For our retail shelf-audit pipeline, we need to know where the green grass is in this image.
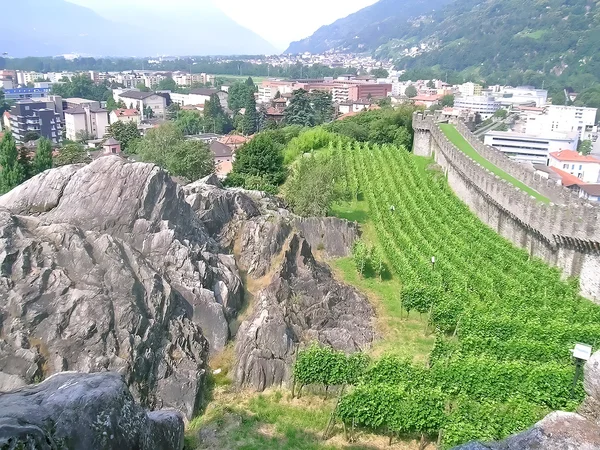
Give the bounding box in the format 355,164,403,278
330,200,435,362
439,124,549,203
186,391,376,450
214,74,268,84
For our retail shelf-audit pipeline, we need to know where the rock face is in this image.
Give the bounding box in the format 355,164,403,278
0,372,184,450
0,157,243,418
453,350,600,449
183,176,372,391
234,235,375,391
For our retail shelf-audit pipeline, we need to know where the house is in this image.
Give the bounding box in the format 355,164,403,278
218,134,249,151
548,150,600,183
64,98,100,110
64,106,109,140
170,89,228,109
578,184,600,202
114,90,166,119
110,108,140,125
265,107,285,124
89,137,123,160
209,140,234,178
412,94,442,109
338,100,371,115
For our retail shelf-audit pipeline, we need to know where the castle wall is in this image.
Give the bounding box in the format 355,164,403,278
413,112,600,302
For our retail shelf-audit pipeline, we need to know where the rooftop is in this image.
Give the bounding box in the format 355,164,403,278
210,140,233,158
486,130,578,141
549,150,600,163
578,183,600,197
119,90,156,100
549,167,584,187
65,97,97,104
190,88,220,96
112,108,139,117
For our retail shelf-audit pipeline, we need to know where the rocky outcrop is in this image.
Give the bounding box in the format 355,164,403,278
0,157,244,418
453,350,600,450
234,235,374,391
183,176,372,391
0,372,184,450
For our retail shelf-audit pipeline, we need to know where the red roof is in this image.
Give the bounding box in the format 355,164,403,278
113,108,139,117
550,167,586,187
549,150,600,163
412,94,442,102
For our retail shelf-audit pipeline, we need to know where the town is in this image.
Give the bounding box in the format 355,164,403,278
1,64,598,200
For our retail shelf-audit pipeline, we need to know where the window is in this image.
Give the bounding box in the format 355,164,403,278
572,164,575,170
563,164,569,169
579,165,583,170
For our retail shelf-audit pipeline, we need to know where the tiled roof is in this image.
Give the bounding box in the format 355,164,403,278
210,141,233,158
119,90,155,100
578,183,600,196
113,108,139,117
549,150,600,163
550,167,585,187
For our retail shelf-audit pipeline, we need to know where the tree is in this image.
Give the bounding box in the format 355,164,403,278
441,94,455,107
51,74,110,102
245,76,255,90
204,93,232,134
352,240,369,277
405,85,418,98
228,82,251,112
427,80,436,89
0,132,24,193
54,142,90,166
175,110,204,135
75,130,94,143
22,131,40,143
136,123,214,182
371,68,389,78
106,96,118,112
157,78,178,92
282,153,341,216
493,109,508,119
166,102,181,120
579,140,593,156
117,99,127,109
136,82,150,92
229,132,286,186
143,105,155,119
0,89,12,116
106,121,140,151
241,91,258,135
285,89,316,127
311,90,335,124
32,138,53,175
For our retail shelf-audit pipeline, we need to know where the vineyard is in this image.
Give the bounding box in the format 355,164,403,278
300,140,600,447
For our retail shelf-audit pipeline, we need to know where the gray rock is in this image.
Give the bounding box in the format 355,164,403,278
0,372,183,450
234,234,374,391
294,217,359,258
0,157,244,418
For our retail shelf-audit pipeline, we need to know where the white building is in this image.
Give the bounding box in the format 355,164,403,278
542,105,598,141
455,95,501,119
109,108,141,125
548,150,600,183
497,86,548,107
484,130,579,165
114,90,166,119
457,82,483,97
143,74,166,89
170,89,227,108
16,71,44,85
64,106,109,140
338,101,371,115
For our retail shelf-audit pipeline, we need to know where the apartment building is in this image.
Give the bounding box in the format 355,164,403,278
9,101,62,145
4,88,51,101
548,150,600,183
115,90,167,119
64,106,109,140
458,82,483,97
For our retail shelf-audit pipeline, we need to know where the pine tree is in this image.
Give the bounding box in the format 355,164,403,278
0,132,25,194
284,89,316,127
33,138,53,176
242,91,258,135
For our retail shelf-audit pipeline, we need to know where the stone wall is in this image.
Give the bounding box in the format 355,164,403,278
413,112,600,301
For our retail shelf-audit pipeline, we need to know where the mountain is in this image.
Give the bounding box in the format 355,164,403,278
286,0,600,90
0,0,278,57
285,0,453,54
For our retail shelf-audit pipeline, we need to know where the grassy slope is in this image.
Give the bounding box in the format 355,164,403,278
439,124,549,203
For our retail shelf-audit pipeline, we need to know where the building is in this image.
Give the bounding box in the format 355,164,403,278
8,101,62,145
64,98,100,110
114,91,167,119
258,80,297,103
497,86,548,107
218,134,249,151
338,100,371,115
209,140,234,178
1,77,13,90
170,89,227,109
458,82,483,97
348,83,391,101
484,130,579,164
4,88,51,101
548,150,600,183
110,108,141,125
412,94,442,109
578,184,600,202
16,71,44,86
455,95,501,119
64,106,109,140
539,105,597,141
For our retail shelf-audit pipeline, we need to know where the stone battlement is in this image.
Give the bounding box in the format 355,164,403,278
412,111,600,300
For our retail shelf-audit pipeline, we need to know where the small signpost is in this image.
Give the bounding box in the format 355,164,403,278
431,256,436,270
571,343,593,397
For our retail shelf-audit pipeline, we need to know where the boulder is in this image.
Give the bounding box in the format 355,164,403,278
0,372,183,450
234,234,374,391
0,157,244,418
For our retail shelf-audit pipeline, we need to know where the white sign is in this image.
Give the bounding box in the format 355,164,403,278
572,343,593,361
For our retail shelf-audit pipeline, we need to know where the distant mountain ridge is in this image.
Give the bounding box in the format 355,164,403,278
285,0,453,54
1,0,278,57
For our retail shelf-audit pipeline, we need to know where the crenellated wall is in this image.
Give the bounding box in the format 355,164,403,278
412,112,600,301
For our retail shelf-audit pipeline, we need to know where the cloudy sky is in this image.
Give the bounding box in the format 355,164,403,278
66,0,378,49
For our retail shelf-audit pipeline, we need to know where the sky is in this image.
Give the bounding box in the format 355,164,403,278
66,0,378,49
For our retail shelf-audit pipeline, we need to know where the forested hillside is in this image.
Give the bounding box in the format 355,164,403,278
289,0,600,92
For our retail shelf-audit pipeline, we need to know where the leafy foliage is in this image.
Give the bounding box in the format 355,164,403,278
54,142,90,166
0,132,24,194
106,121,140,151
51,74,111,101
32,138,53,176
